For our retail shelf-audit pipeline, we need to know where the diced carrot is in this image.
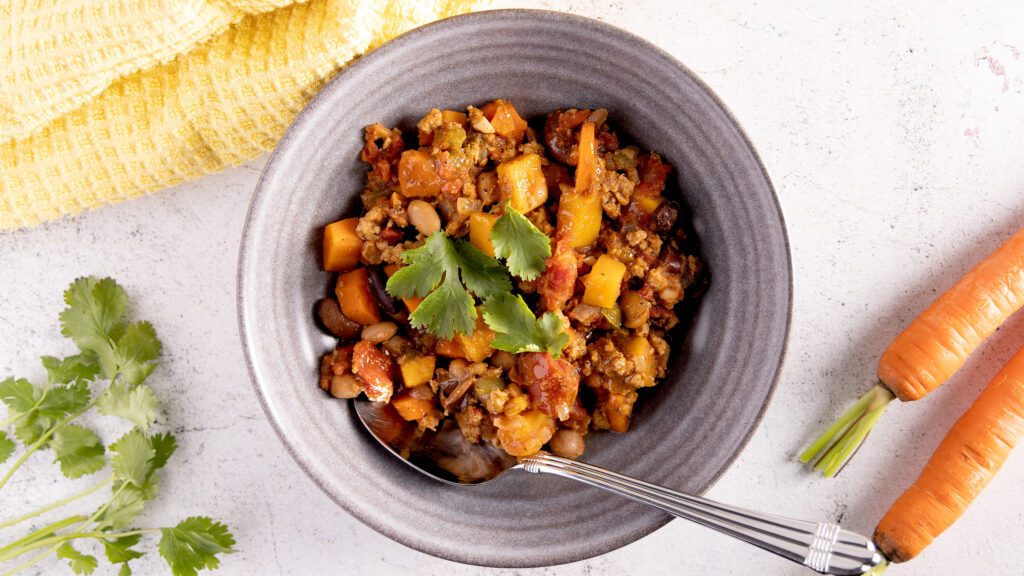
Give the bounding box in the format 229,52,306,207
497,154,548,214
335,268,381,325
398,149,442,197
469,212,500,258
556,122,602,247
582,254,627,309
383,263,400,277
323,217,362,271
480,99,527,143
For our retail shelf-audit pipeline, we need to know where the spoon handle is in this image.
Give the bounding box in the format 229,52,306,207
520,453,882,575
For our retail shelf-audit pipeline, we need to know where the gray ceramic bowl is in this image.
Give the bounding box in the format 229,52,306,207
238,9,791,568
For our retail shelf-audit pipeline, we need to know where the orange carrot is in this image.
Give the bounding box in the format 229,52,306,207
874,344,1024,562
800,226,1024,476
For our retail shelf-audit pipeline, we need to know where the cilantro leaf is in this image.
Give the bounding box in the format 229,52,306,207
0,377,38,413
113,321,161,386
386,232,450,299
410,276,477,340
37,381,91,419
103,534,145,564
481,293,570,357
42,353,100,385
99,382,158,430
490,206,551,280
159,517,235,576
57,542,98,575
13,410,51,446
454,240,512,299
97,483,149,530
0,430,14,463
51,424,106,479
110,429,156,487
148,432,178,476
120,564,133,576
59,277,126,358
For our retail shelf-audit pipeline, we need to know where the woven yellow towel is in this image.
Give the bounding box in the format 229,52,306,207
0,0,483,230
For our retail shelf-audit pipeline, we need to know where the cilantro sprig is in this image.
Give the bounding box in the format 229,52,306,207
0,278,234,576
385,208,568,356
386,232,512,340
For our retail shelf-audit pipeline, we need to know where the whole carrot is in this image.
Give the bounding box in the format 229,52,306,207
874,343,1024,562
800,225,1024,476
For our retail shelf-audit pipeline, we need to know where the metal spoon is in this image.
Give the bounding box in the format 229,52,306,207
354,399,883,575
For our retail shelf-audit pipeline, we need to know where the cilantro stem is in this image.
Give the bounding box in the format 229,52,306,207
0,396,100,493
0,477,112,532
0,527,158,573
0,516,87,560
0,481,127,573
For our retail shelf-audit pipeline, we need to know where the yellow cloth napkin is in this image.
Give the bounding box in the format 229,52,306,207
0,0,483,230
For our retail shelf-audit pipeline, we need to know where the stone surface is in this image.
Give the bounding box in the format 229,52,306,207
2,1,1023,574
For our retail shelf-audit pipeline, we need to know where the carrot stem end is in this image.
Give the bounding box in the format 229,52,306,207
798,383,895,477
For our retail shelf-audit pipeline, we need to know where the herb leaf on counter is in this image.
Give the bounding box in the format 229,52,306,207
0,277,233,576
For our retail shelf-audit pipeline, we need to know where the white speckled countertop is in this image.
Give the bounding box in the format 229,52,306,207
2,1,1023,574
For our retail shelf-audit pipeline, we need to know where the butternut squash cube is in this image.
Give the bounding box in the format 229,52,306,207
582,255,627,309
455,315,496,363
480,99,527,143
335,268,382,325
441,110,467,126
493,409,556,456
557,190,603,248
468,212,500,258
323,217,362,271
497,153,548,214
398,149,442,197
391,386,435,421
398,352,436,388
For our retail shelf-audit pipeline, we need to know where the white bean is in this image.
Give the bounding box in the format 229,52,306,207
361,321,397,343
407,200,441,236
330,374,361,399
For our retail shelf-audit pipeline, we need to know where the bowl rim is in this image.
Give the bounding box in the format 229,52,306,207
237,7,792,567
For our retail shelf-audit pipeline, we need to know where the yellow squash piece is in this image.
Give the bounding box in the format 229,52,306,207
468,212,500,257
582,254,626,309
497,153,548,214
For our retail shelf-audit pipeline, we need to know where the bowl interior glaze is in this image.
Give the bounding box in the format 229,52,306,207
238,9,791,568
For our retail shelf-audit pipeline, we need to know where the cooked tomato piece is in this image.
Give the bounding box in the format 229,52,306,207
537,238,578,312
516,352,579,421
352,341,395,403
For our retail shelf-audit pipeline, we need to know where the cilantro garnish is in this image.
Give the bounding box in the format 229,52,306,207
0,277,233,576
490,206,551,281
386,231,512,339
481,293,570,357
